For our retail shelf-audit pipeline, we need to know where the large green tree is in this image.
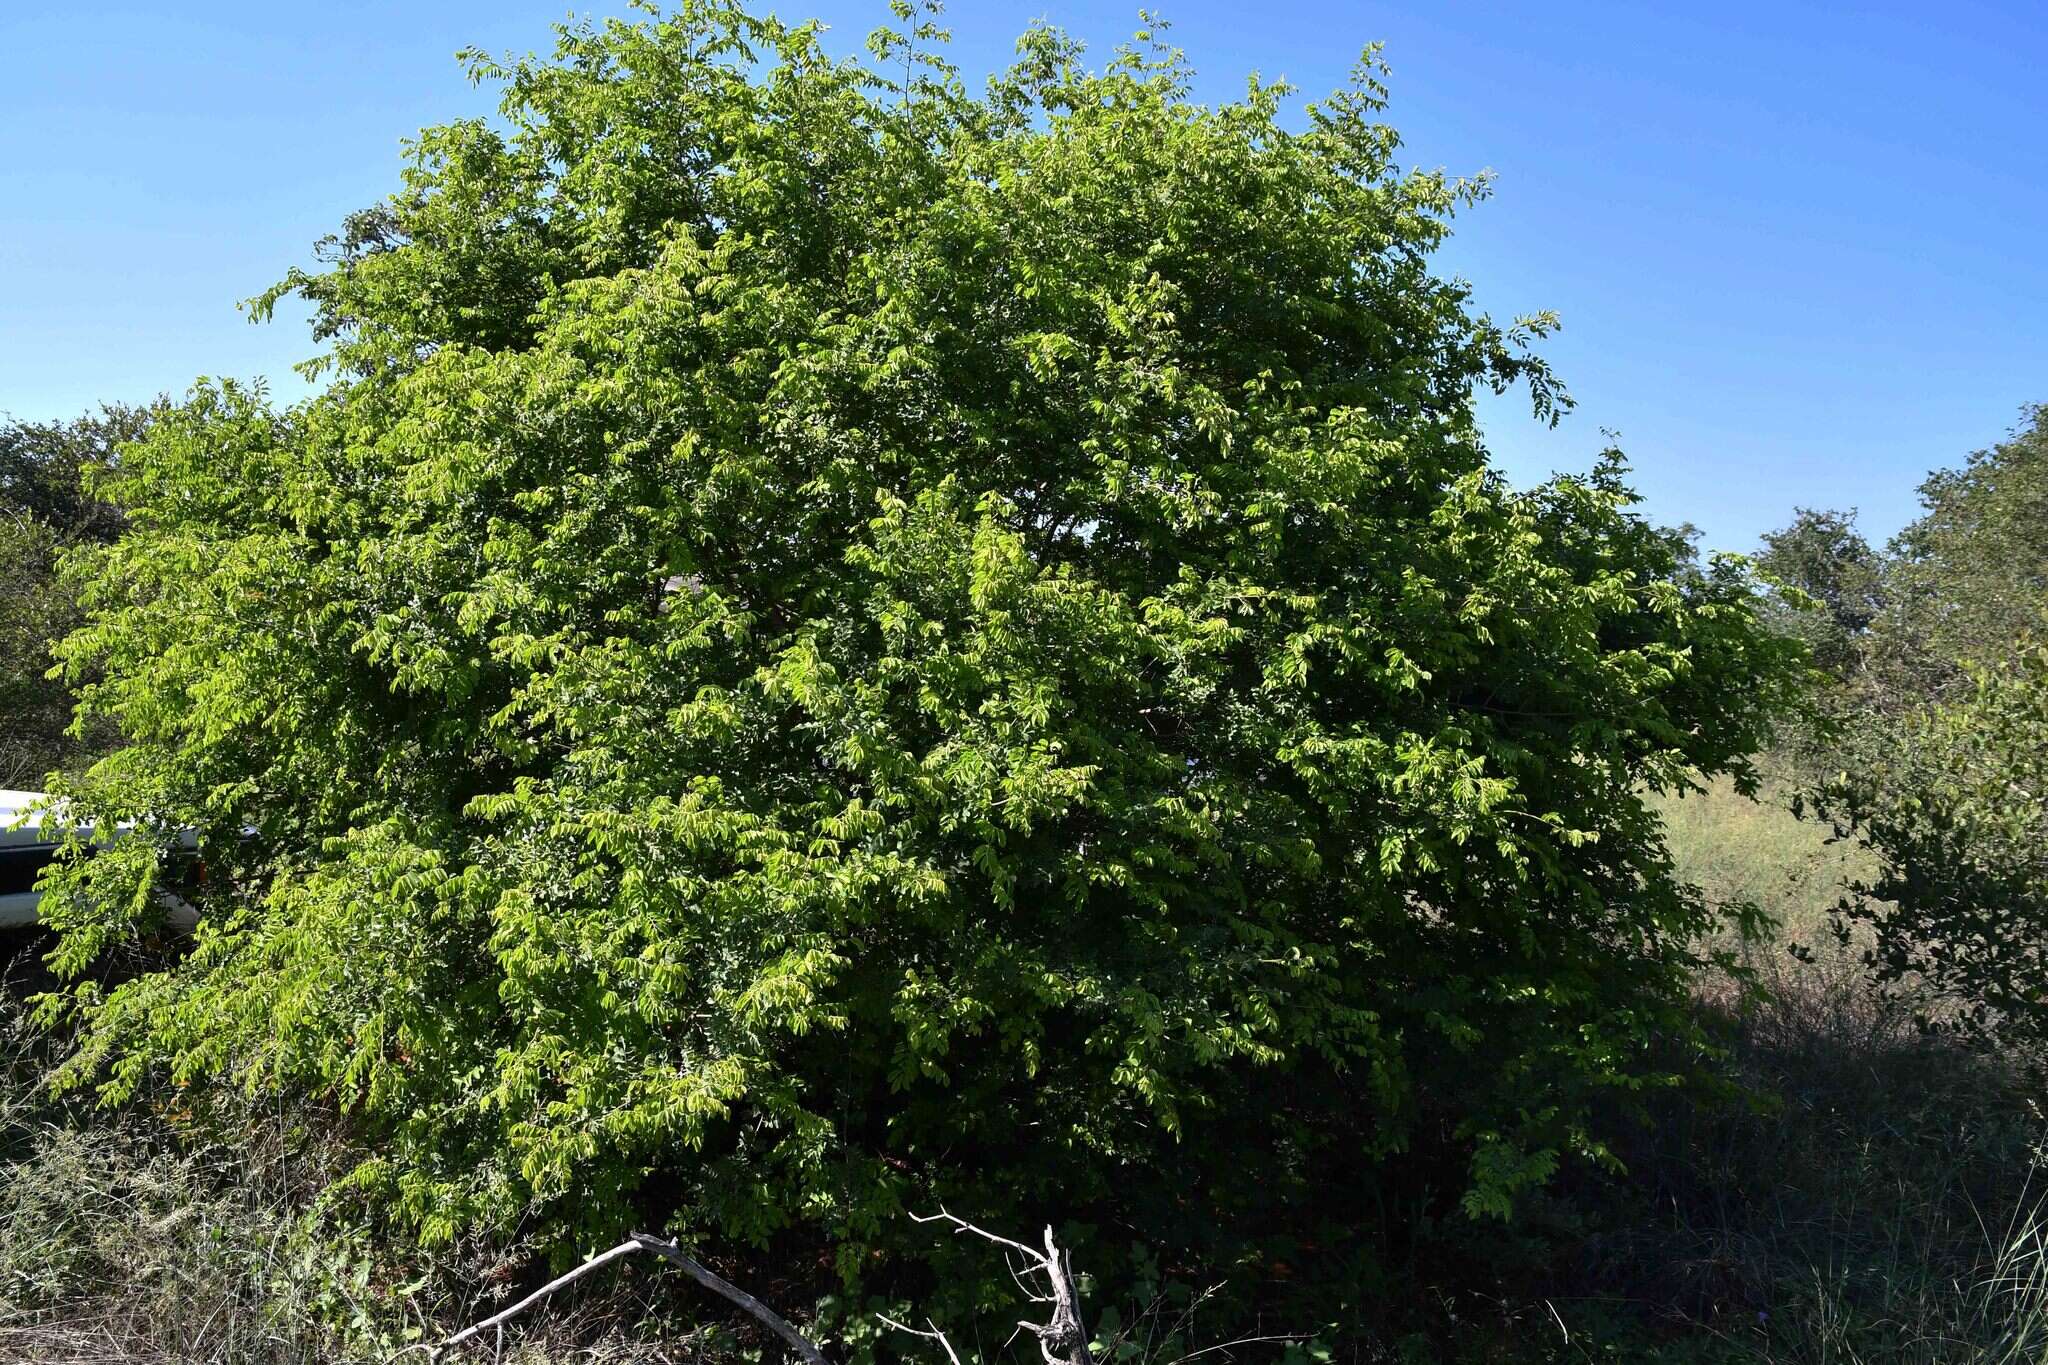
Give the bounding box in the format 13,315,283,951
1868,404,2048,702
1797,406,2048,1048
1755,507,1884,685
37,1,1801,1308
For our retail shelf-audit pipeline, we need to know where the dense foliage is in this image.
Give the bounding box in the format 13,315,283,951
1814,645,2048,1046
1870,403,2048,701
1779,406,2048,1047
36,1,1802,1312
0,406,147,787
1754,507,1885,686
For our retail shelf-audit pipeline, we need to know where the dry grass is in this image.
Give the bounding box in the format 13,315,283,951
1649,773,1876,950
0,942,717,1365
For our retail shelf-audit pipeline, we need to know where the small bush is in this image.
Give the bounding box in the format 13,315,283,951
1811,644,2048,1050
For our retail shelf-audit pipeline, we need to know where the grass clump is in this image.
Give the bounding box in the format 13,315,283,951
0,944,705,1364
0,963,325,1362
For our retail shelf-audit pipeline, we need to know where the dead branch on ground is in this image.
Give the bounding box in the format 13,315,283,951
436,1231,829,1365
436,1210,1111,1365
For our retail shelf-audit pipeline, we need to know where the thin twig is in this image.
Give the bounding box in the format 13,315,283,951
441,1238,645,1353
435,1232,831,1365
911,1207,1047,1265
1168,1333,1304,1364
877,1313,966,1365
630,1232,832,1365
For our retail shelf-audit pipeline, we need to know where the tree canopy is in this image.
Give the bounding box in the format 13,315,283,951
1755,507,1884,685
36,1,1802,1311
1784,405,2048,1048
1870,403,2048,702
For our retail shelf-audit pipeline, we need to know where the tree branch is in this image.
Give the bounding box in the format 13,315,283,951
630,1232,832,1365
441,1237,644,1353
436,1232,831,1365
876,1313,966,1365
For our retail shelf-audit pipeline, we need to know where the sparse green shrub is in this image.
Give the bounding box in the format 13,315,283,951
1810,642,2048,1048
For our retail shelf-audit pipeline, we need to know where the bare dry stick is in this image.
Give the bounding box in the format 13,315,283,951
436,1232,830,1365
630,1232,832,1365
875,1313,967,1365
1022,1224,1093,1365
440,1237,645,1354
906,1210,1092,1365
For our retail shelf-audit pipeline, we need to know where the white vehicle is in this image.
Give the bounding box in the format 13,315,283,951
0,789,60,927
1,788,198,928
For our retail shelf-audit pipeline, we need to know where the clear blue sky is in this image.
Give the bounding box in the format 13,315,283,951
3,2,2043,551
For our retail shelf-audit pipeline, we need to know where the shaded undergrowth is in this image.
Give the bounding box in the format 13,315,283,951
1527,944,2048,1362
4,812,2045,1365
